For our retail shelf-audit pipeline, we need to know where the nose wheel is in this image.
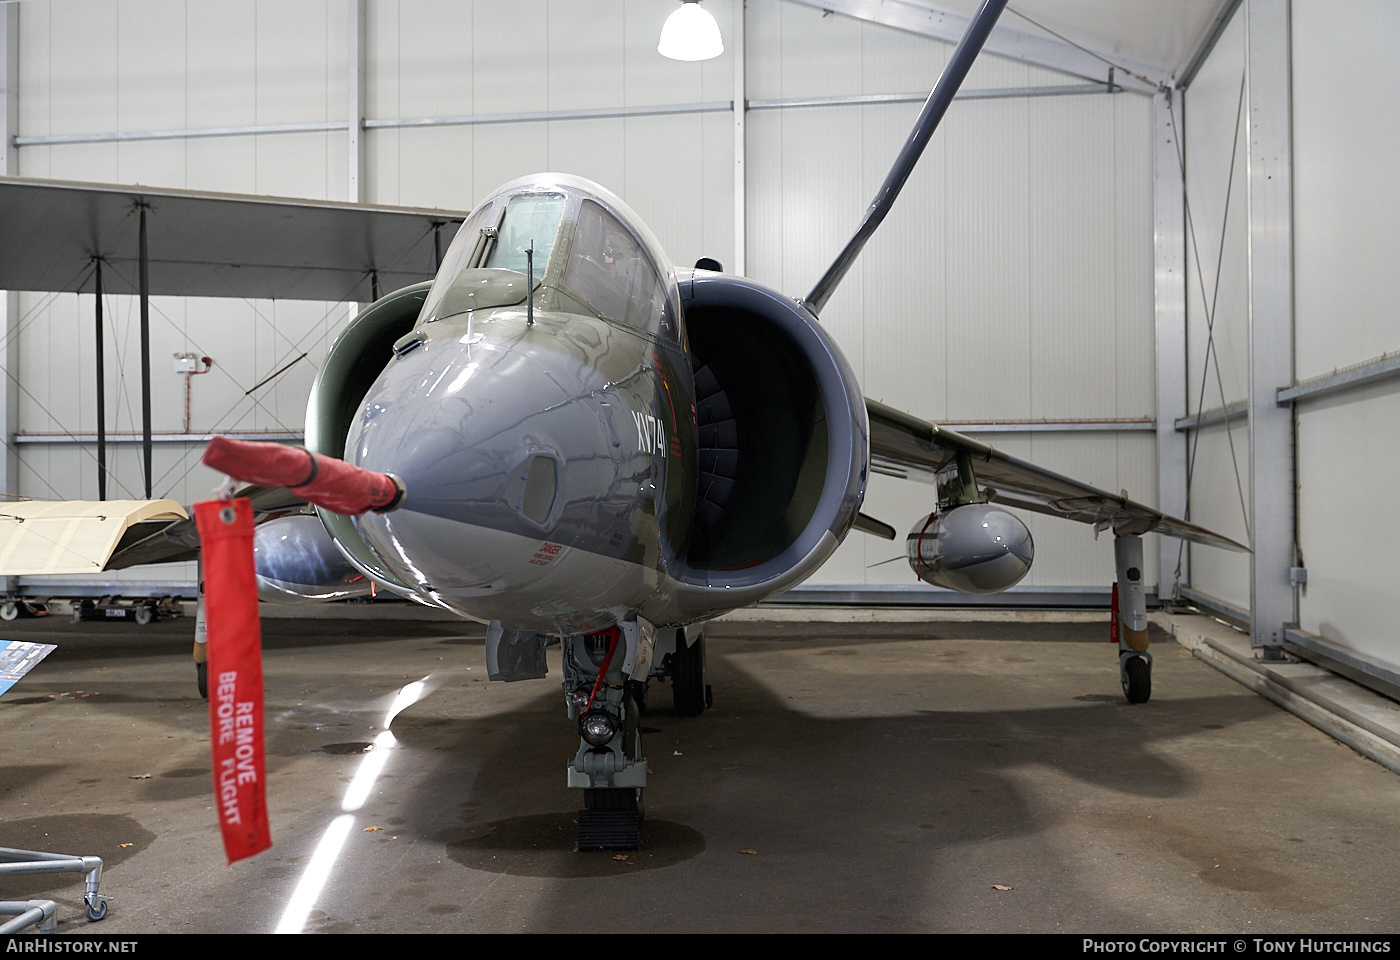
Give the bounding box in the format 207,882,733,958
576,688,645,851
578,786,642,852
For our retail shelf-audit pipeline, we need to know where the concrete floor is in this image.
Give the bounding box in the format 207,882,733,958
2,606,1399,934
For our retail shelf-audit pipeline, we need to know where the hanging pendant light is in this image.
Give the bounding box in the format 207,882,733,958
658,1,724,61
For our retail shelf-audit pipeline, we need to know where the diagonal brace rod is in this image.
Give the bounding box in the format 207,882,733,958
803,0,1009,315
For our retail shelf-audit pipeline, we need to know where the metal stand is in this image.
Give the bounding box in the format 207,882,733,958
0,597,49,621
0,900,57,934
0,847,109,927
0,646,107,930
75,595,181,625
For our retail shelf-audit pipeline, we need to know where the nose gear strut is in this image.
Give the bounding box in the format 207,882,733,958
562,624,649,850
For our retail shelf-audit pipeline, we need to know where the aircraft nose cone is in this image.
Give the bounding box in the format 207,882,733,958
348,335,574,521
342,331,605,597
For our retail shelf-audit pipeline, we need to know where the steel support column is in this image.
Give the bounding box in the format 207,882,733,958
347,0,366,325
732,0,746,277
0,4,14,177
94,261,106,501
138,207,152,499
0,1,17,603
348,0,365,204
1153,88,1189,601
1245,0,1295,657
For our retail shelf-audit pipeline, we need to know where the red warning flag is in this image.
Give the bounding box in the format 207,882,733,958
195,498,273,864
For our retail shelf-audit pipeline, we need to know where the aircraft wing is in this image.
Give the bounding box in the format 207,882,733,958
0,486,310,575
866,399,1248,553
0,176,465,302
102,485,308,570
0,499,190,576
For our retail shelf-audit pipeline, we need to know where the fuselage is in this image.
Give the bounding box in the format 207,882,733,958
347,176,700,632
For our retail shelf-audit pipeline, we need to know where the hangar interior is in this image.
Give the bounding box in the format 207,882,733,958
0,0,1399,935
1,0,1396,676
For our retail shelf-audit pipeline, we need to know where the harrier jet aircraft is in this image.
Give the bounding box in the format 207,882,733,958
197,0,1245,850
2,0,1244,850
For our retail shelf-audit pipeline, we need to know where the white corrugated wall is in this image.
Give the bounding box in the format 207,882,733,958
7,0,1158,594
1290,0,1400,671
1180,0,1400,675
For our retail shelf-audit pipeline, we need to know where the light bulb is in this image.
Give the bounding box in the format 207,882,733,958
658,2,724,62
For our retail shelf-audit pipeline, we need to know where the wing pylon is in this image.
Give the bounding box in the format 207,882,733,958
867,399,1247,552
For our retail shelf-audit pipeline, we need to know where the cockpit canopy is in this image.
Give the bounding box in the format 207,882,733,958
418,174,681,340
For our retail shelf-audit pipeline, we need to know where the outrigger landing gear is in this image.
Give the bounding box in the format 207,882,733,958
1120,649,1152,703
1113,533,1152,704
563,623,653,851
193,567,208,700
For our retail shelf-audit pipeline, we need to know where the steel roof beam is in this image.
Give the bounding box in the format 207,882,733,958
1176,0,1245,90
783,0,1169,93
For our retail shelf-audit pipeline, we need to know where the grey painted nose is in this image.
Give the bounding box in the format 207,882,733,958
348,337,570,519
342,333,604,592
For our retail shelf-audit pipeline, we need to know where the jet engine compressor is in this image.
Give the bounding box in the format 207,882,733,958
905,503,1034,594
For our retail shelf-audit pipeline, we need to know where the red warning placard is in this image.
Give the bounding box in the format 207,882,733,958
194,498,272,864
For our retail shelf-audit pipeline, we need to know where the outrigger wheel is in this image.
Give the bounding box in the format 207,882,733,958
1120,652,1152,704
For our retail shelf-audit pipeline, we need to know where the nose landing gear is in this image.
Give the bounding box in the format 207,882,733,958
563,625,650,851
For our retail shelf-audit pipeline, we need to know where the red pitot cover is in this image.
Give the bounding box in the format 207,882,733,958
202,435,400,516
195,497,272,864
